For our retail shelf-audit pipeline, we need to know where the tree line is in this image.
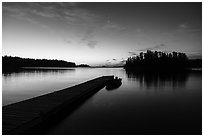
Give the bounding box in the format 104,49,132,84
2,56,76,72
125,50,201,70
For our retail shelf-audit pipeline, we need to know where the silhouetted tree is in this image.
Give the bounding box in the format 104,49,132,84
2,56,76,72
125,50,190,70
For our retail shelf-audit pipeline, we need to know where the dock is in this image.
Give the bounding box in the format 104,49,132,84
2,76,114,135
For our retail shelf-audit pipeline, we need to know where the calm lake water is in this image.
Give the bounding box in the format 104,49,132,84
2,68,202,134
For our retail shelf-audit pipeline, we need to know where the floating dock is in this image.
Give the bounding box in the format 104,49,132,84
2,76,114,135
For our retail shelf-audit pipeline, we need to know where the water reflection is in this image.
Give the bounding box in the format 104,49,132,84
2,68,76,106
3,68,75,78
126,70,190,88
2,68,201,134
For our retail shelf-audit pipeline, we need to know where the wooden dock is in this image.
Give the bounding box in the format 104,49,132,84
2,76,114,135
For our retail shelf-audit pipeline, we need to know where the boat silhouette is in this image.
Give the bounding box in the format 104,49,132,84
106,77,122,90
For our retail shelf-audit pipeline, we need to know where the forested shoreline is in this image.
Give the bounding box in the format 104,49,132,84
2,50,202,73
2,56,76,72
125,50,201,70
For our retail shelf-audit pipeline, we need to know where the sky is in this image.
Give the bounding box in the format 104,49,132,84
2,2,202,66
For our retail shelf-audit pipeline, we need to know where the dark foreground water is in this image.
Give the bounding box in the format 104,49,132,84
2,68,202,135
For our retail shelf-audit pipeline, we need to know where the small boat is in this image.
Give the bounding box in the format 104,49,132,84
106,77,122,90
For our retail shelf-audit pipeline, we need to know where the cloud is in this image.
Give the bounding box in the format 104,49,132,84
185,51,202,59
87,40,97,48
65,40,72,44
103,23,124,31
79,20,125,48
3,2,102,49
57,2,78,7
81,29,95,41
179,24,188,29
128,51,137,56
120,60,126,64
177,23,201,33
102,20,126,32
3,2,99,27
80,29,99,48
138,43,165,52
3,2,126,49
105,58,126,66
158,43,165,47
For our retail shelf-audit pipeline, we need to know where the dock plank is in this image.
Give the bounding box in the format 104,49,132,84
3,76,114,135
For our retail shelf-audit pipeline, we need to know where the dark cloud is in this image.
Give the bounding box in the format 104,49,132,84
159,43,165,47
87,40,97,48
178,24,188,29
128,51,137,56
120,59,126,63
103,21,125,32
138,43,165,52
3,2,98,26
162,50,173,53
81,30,93,41
3,2,102,49
65,40,72,44
177,23,201,33
186,51,202,59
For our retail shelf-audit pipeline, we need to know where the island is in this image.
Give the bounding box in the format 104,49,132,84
125,50,201,71
2,56,76,72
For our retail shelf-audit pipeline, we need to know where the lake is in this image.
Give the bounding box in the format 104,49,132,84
2,68,202,134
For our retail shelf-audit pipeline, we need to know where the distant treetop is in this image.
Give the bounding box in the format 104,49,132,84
125,50,190,70
2,56,76,72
